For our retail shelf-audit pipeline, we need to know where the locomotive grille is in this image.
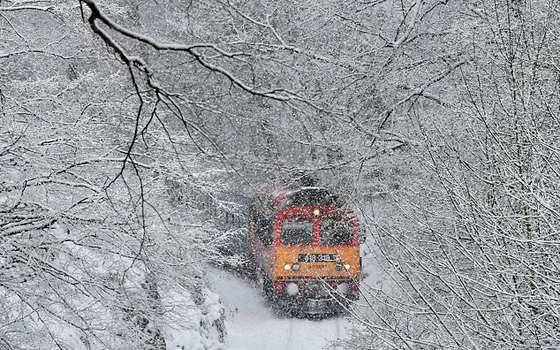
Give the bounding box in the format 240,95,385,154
278,275,353,281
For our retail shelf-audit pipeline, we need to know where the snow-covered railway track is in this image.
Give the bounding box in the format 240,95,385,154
207,267,349,350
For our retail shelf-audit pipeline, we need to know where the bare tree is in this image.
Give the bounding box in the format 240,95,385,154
336,1,560,349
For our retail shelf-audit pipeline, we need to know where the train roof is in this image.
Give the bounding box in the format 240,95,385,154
252,185,346,212
281,187,341,207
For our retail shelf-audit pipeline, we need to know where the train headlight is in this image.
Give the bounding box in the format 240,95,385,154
285,263,300,271
336,282,350,295
285,282,299,296
344,263,351,270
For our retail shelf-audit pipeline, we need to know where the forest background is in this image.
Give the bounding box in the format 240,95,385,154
1,0,559,349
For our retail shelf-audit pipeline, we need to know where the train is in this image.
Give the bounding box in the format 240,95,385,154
247,186,362,315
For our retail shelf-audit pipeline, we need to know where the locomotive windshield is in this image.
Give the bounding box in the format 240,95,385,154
319,220,354,245
280,221,313,245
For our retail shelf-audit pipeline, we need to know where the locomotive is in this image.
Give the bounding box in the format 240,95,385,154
248,186,362,315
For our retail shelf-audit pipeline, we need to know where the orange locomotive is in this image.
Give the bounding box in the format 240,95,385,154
248,186,362,314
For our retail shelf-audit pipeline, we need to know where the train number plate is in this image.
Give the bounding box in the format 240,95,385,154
298,253,337,263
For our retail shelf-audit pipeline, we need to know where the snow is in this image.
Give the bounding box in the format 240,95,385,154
163,287,227,350
206,268,351,350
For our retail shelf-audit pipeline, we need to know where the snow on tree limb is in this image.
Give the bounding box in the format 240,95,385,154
79,0,300,102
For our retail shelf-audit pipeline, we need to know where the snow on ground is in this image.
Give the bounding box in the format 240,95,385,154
206,268,351,350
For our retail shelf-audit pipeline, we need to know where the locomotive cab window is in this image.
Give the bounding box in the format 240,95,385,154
280,221,313,245
319,220,353,245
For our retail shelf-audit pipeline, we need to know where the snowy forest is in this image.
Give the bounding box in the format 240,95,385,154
1,0,559,349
